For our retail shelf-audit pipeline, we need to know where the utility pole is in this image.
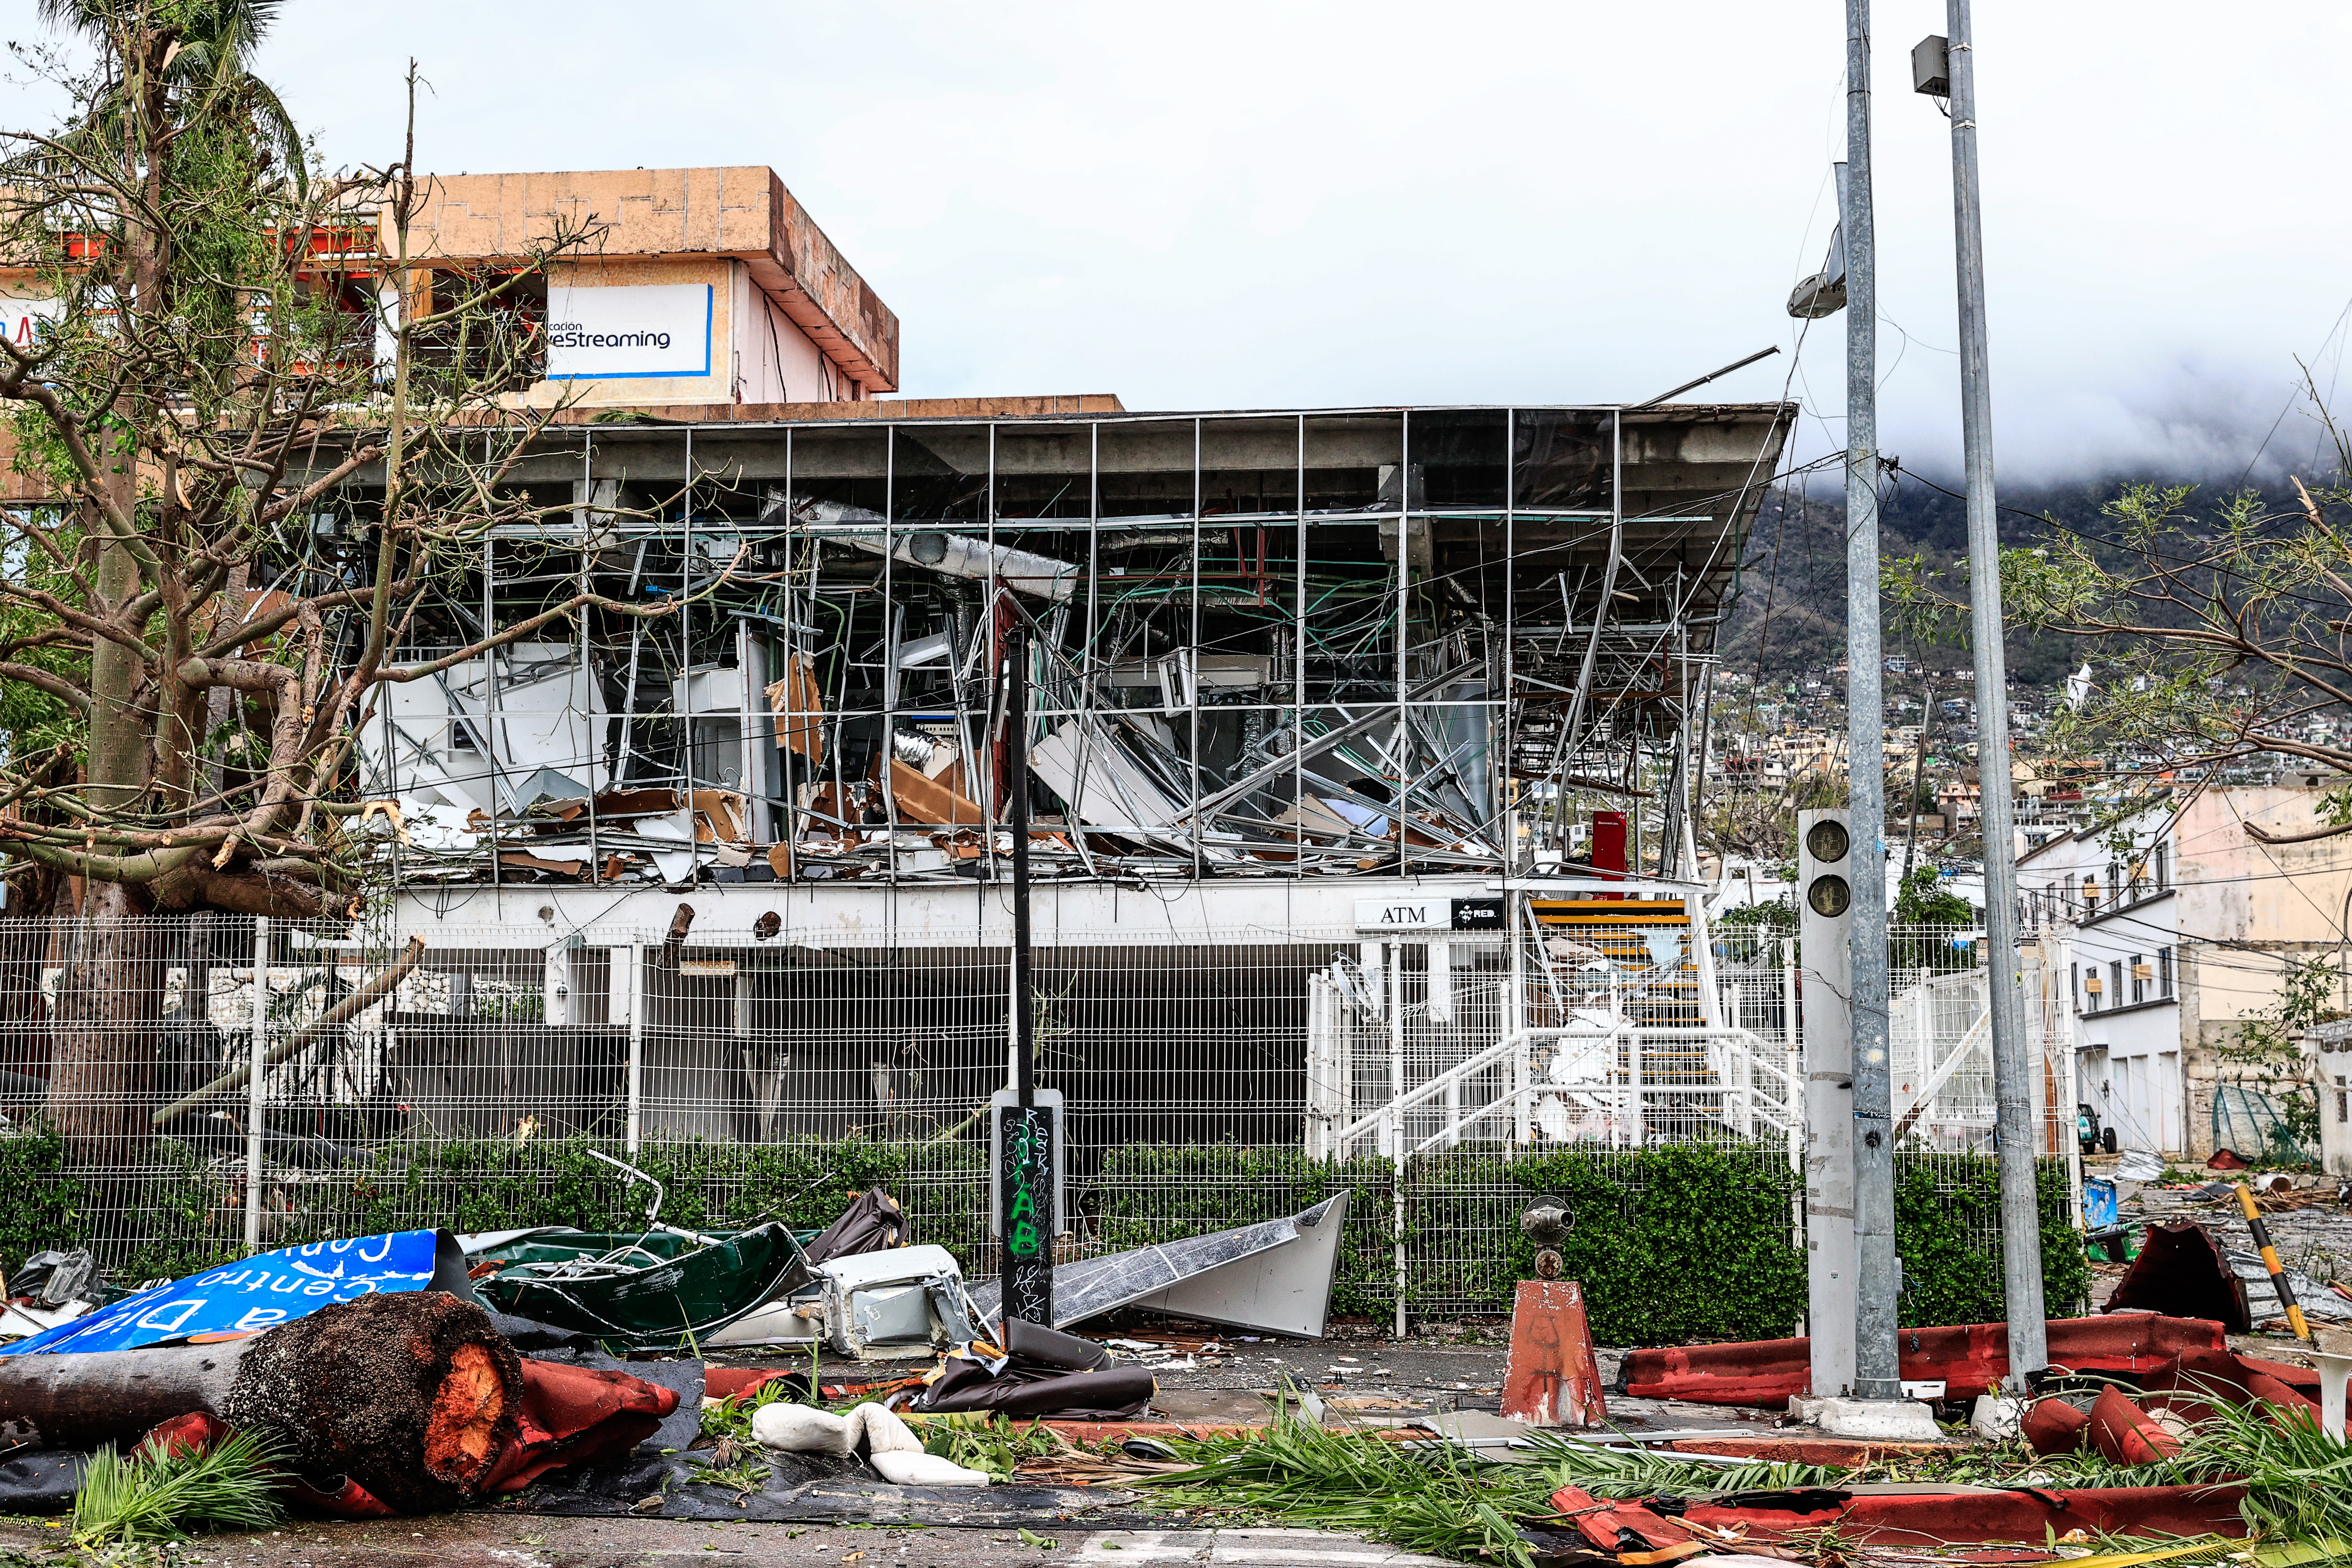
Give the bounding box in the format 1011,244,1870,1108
997,624,1055,1328
1842,0,1901,1406
1931,1,2047,1384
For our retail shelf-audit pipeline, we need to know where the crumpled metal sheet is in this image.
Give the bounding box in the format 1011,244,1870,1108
965,1192,1350,1337
2103,1221,2250,1332
2088,1384,2182,1465
2226,1246,2352,1323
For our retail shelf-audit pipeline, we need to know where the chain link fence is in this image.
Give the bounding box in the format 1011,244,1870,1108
0,908,2076,1319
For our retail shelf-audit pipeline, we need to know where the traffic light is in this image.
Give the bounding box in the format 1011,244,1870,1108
1797,808,1855,1396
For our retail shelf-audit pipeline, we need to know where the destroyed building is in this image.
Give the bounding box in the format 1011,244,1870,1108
305,403,1801,1191
0,161,1854,1294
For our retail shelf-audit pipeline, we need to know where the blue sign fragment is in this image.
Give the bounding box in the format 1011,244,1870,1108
0,1230,474,1356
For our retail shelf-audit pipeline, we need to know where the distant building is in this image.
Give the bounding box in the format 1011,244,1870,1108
2018,787,2352,1165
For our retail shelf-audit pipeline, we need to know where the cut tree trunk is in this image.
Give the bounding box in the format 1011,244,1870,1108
45,881,167,1169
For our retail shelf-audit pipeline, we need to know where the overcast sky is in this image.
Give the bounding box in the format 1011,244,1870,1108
7,2,2349,483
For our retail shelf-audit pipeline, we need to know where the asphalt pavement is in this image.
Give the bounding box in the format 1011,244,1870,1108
0,1516,1459,1568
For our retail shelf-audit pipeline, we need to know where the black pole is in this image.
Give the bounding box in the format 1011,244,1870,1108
998,624,1054,1329
1011,624,1034,1108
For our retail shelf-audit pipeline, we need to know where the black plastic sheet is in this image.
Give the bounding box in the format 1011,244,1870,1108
0,1450,84,1515
803,1190,909,1266
917,1318,1150,1419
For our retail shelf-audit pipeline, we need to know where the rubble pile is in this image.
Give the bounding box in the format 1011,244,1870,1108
0,1185,1355,1533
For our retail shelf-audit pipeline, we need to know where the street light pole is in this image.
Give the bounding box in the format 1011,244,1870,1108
1843,0,1901,1405
1938,0,2047,1385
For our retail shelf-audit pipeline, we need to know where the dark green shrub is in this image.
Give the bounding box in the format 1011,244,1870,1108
0,1124,92,1268
1506,1142,1806,1345
0,1122,2087,1338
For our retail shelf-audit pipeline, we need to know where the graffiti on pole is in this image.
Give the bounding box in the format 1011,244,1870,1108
996,1102,1057,1327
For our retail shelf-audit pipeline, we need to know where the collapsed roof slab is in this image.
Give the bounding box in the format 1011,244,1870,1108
450,400,1788,533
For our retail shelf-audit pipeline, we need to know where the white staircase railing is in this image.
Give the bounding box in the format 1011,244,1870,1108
1312,1022,1801,1162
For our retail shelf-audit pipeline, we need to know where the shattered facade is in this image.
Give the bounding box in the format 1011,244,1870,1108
316,407,1800,1167
344,405,1790,900
314,405,1798,1158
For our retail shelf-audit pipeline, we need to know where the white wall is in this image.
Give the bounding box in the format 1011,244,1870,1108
731,262,835,404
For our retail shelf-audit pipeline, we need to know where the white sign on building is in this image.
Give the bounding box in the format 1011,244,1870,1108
545,284,711,380
1354,898,1448,931
0,296,66,350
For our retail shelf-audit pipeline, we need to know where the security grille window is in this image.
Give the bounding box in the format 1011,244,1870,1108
2070,962,2080,1012
2159,946,2173,997
2111,960,2124,1005
2131,955,2147,1004
2155,844,2170,889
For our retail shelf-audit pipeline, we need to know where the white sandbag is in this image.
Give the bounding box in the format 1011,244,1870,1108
756,1399,988,1483
868,1450,991,1487
752,1402,856,1456
848,1402,923,1454
1970,1392,2020,1441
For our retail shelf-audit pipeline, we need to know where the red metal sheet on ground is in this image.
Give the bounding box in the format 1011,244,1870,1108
1621,1313,2227,1407
2022,1395,2091,1454
2088,1384,2182,1465
1680,1484,2247,1545
1550,1486,1699,1557
1501,1279,1607,1427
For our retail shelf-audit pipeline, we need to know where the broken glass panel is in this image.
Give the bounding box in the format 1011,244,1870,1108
1408,409,1508,510
1512,408,1614,512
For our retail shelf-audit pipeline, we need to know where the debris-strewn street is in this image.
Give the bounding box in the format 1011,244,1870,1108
10,1174,2352,1560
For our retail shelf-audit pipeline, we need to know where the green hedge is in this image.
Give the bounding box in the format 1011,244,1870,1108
0,1125,94,1270
1894,1153,2089,1328
2,1124,2090,1346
